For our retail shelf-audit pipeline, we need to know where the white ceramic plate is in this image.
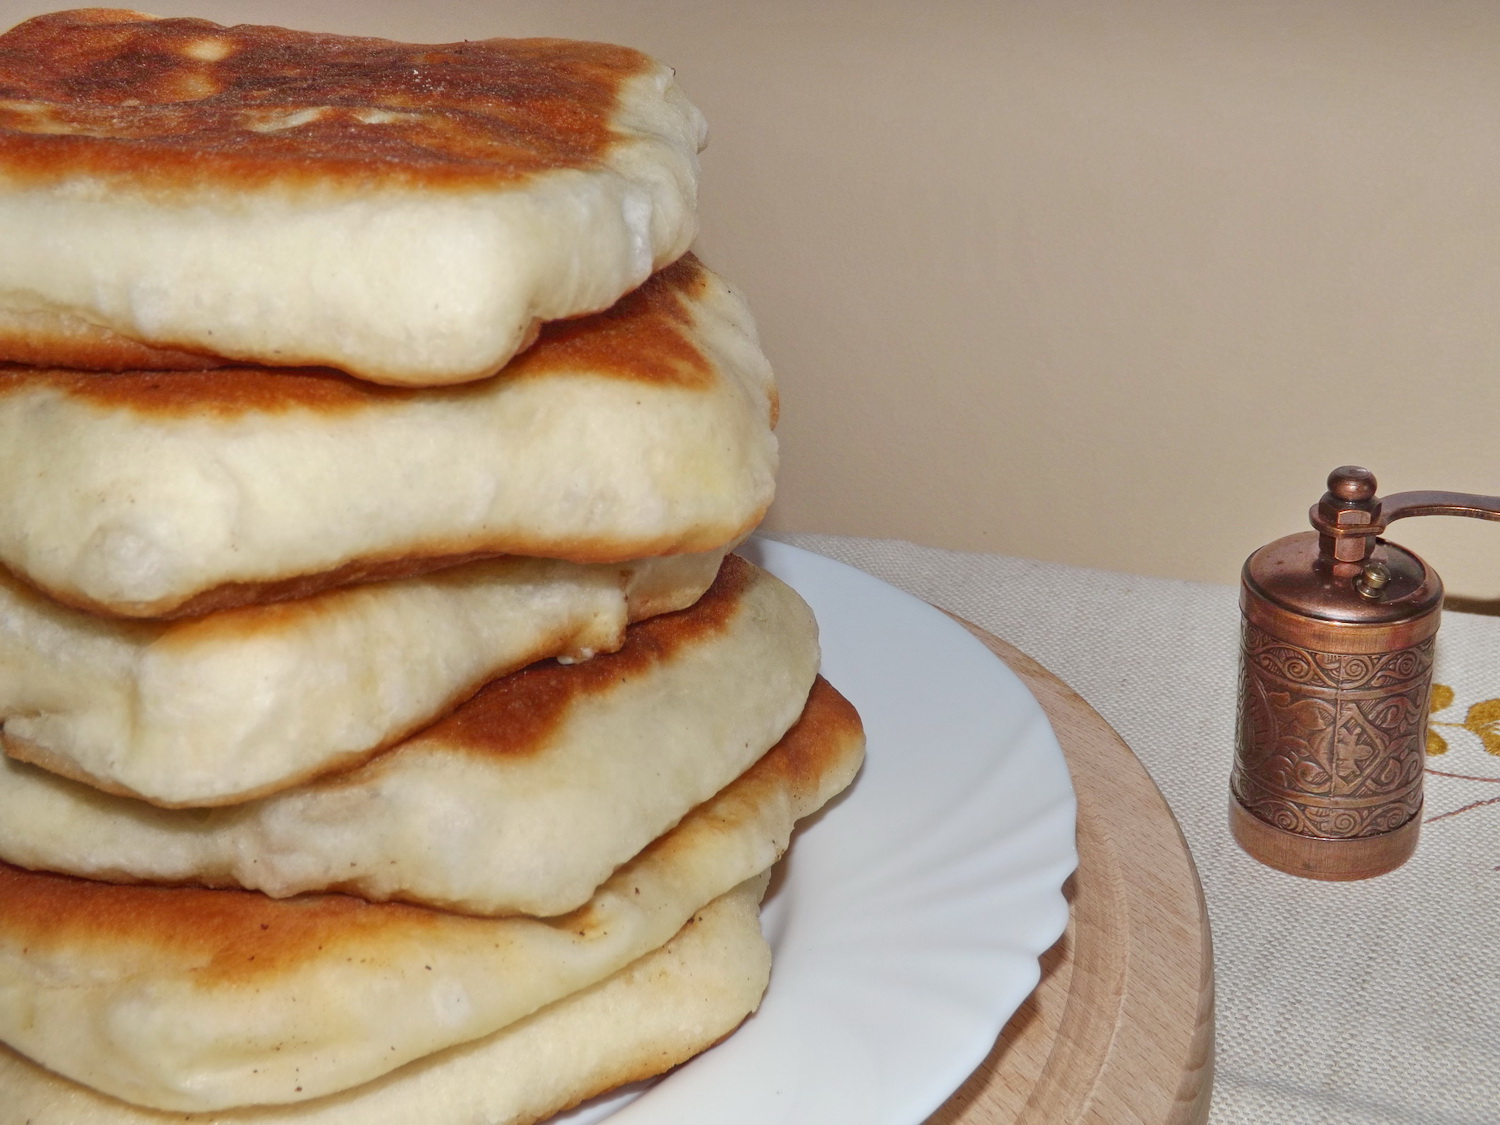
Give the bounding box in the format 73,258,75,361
561,539,1078,1125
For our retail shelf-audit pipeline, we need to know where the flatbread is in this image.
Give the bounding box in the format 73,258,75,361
0,254,777,619
0,546,729,808
0,872,773,1125
0,9,707,386
0,677,863,1112
0,555,821,915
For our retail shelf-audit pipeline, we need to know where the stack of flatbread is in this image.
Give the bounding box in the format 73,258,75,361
0,10,864,1124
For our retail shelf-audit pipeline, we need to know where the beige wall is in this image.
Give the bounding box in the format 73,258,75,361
6,1,1500,596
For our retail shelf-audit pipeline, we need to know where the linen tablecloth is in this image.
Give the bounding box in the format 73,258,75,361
772,532,1500,1125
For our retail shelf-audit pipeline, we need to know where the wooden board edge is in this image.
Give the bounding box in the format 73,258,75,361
935,616,1215,1125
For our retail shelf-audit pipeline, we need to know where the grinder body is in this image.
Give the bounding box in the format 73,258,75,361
1231,531,1441,880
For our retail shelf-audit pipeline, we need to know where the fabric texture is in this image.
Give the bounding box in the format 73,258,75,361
774,532,1500,1125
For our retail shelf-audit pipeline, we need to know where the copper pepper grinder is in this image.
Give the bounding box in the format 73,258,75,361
1232,465,1500,880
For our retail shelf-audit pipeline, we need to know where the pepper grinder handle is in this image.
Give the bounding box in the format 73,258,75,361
1311,466,1500,567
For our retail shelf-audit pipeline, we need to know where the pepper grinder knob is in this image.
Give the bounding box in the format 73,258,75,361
1328,465,1376,502
1315,466,1383,573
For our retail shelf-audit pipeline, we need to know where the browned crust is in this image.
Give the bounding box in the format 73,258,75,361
8,507,766,622
0,923,765,1125
115,548,558,621
0,857,462,981
0,308,228,372
0,9,656,193
528,1010,759,1125
426,554,754,760
0,256,715,409
0,256,773,621
588,677,864,908
502,256,715,391
733,676,863,805
0,555,724,808
0,677,862,977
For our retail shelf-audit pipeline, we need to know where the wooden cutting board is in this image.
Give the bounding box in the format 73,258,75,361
925,622,1215,1125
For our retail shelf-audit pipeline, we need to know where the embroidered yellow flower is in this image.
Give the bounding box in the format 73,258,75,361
1428,683,1500,756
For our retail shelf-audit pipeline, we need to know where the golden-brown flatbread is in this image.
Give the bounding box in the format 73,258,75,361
0,677,864,1112
0,556,821,913
0,255,777,620
0,9,708,385
0,547,731,808
0,872,774,1125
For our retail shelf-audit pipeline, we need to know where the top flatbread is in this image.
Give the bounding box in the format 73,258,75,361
0,9,708,385
0,254,777,619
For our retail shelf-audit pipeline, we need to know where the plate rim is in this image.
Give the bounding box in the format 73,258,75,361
574,539,1078,1125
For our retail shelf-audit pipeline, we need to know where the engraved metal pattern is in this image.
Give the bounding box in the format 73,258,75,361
1233,619,1431,839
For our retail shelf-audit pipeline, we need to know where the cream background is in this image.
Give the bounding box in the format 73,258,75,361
5,0,1500,597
